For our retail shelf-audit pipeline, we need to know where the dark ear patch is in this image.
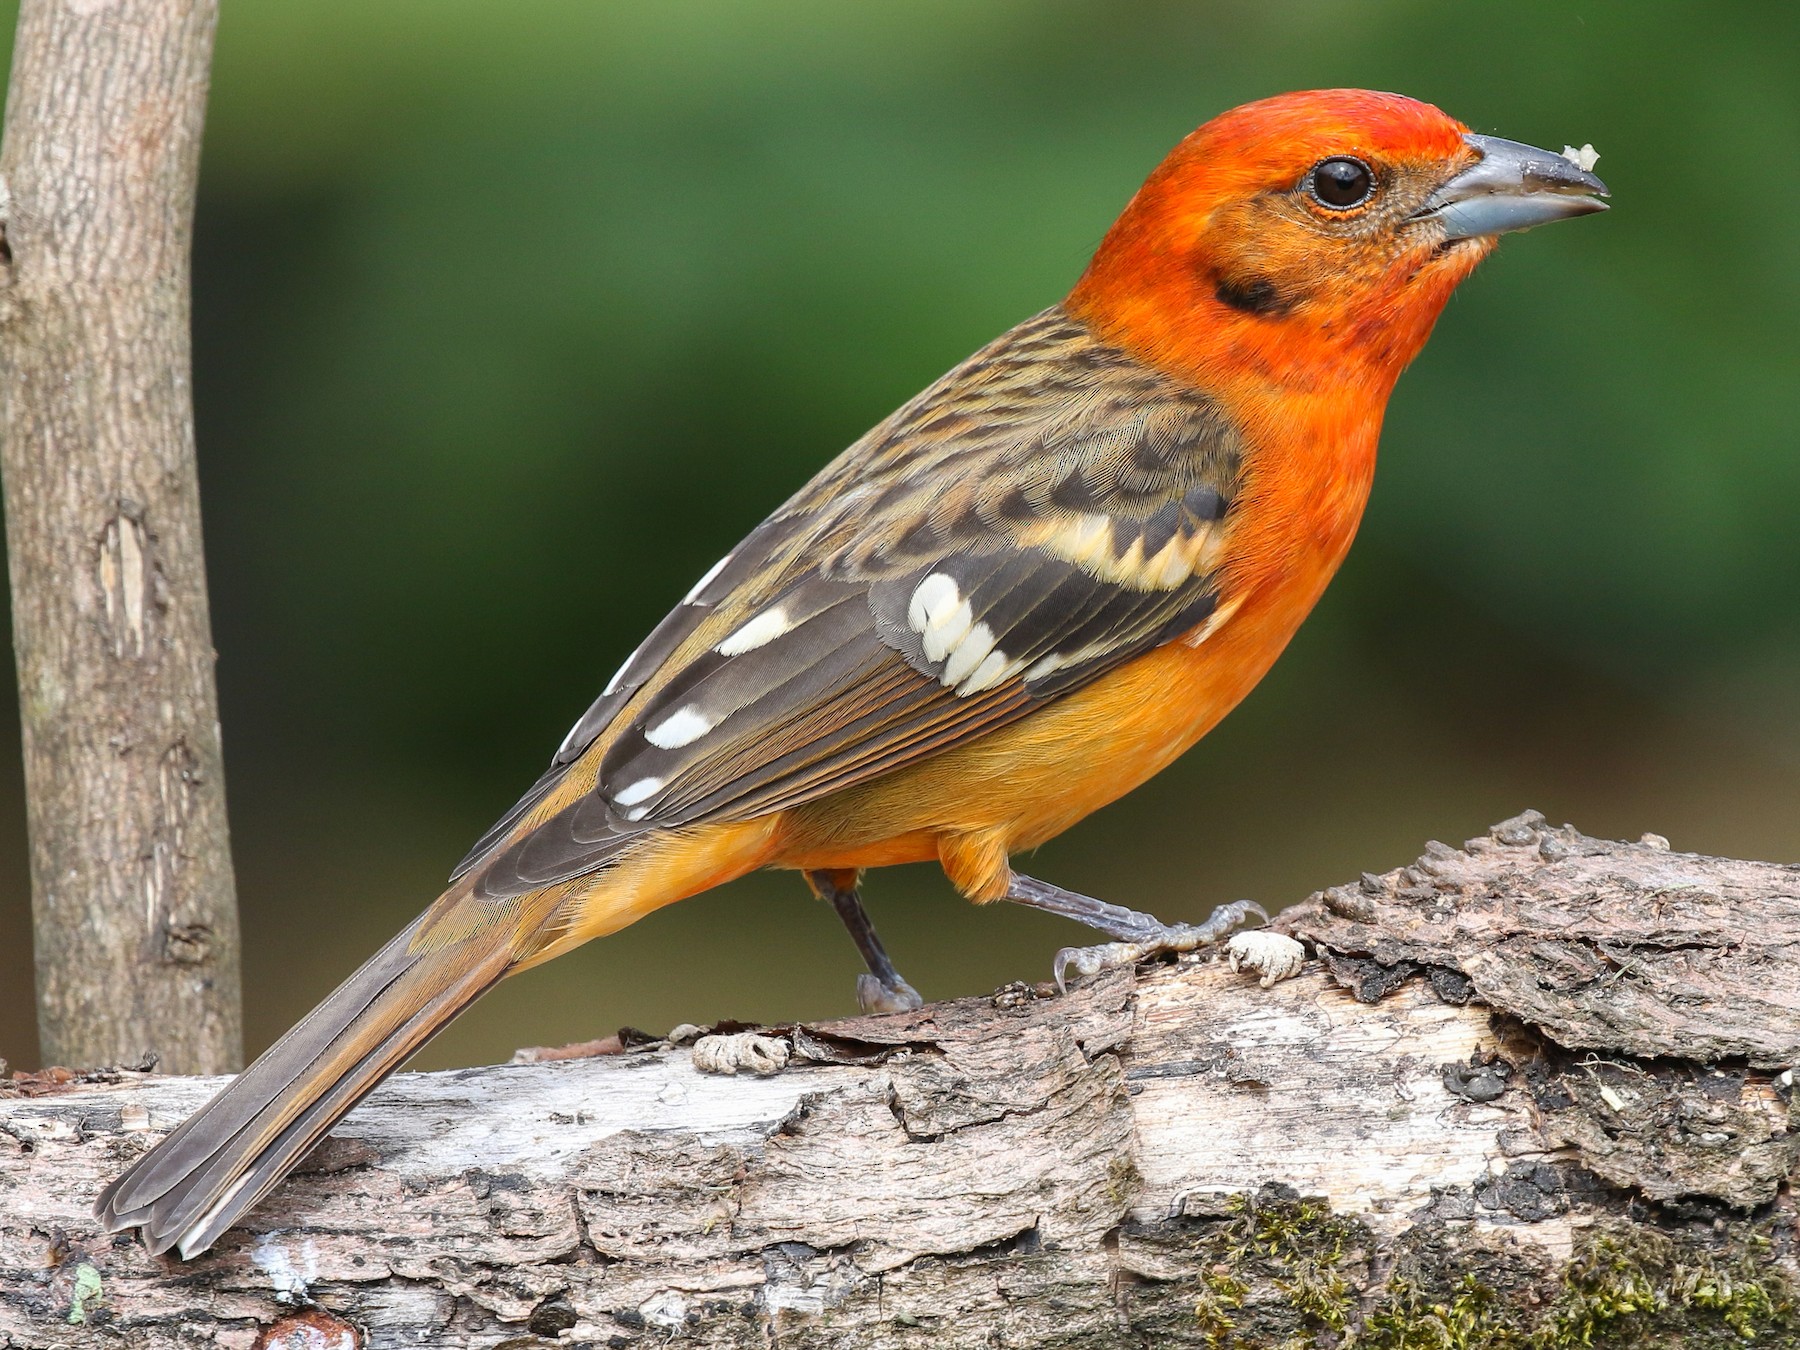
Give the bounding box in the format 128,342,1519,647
1213,273,1292,317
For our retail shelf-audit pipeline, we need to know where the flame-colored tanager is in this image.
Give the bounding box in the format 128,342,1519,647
98,89,1608,1256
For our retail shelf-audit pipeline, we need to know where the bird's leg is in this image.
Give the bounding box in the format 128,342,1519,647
805,869,925,1015
1004,872,1267,992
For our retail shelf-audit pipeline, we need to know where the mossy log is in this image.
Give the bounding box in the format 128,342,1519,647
2,813,1797,1347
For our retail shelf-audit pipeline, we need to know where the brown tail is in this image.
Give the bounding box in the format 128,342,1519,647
94,891,544,1257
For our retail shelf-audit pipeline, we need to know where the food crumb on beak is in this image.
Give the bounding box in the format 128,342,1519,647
1561,143,1600,173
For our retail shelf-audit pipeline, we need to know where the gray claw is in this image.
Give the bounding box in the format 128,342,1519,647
856,973,924,1015
1191,899,1268,943
1053,900,1269,993
1053,942,1137,994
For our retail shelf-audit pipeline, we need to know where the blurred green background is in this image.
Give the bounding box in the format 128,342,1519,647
3,1,1798,1072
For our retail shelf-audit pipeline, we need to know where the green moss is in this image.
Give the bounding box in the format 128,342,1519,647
1358,1224,1797,1349
1360,1273,1533,1349
1190,1187,1366,1344
1105,1153,1142,1210
1278,1268,1353,1334
1550,1229,1668,1344
1545,1228,1796,1347
1194,1270,1249,1348
1680,1256,1782,1339
1241,1191,1360,1337
1157,1189,1797,1350
1225,1190,1358,1267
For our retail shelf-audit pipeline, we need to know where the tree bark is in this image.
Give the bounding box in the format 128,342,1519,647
0,0,240,1074
1,815,1796,1347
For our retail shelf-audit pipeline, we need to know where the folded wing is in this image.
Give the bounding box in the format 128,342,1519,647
460,306,1247,898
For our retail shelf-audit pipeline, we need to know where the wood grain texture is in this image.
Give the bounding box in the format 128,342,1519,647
0,0,240,1073
1289,810,1800,1068
2,820,1796,1346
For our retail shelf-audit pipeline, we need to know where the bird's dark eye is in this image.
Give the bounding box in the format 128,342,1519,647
1308,156,1376,210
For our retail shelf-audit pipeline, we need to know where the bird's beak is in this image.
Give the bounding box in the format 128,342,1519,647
1415,133,1609,241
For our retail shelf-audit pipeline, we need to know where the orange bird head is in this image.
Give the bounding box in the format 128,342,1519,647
1069,89,1607,395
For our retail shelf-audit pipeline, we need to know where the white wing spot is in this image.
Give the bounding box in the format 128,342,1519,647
1022,638,1113,686
599,638,648,698
924,598,973,662
717,605,793,655
909,578,1018,695
645,705,715,749
908,573,960,630
959,648,1016,695
1181,595,1243,649
909,574,974,664
682,551,733,604
613,776,664,808
942,621,999,691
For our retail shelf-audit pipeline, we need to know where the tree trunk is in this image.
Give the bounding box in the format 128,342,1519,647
1,815,1796,1347
0,0,240,1074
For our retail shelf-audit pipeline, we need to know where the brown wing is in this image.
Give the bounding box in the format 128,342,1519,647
461,306,1246,899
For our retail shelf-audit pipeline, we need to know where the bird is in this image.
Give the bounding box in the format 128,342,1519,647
96,88,1608,1258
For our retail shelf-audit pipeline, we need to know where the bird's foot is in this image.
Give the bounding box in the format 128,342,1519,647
856,972,925,1015
1052,899,1268,993
810,869,926,1016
